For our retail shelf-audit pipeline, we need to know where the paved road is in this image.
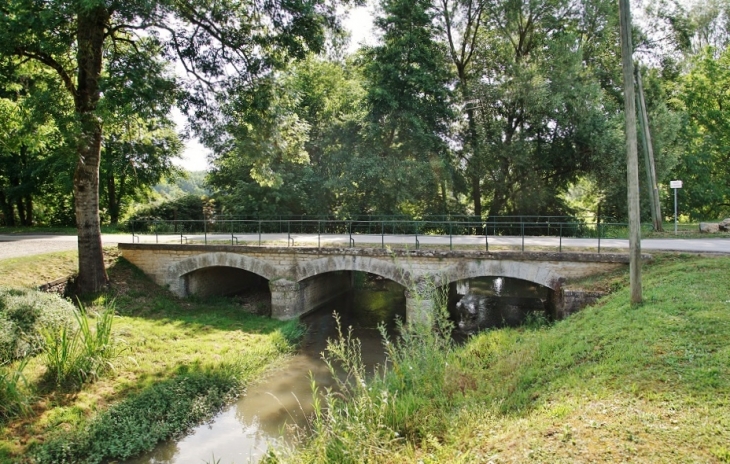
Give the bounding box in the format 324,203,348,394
1,233,729,260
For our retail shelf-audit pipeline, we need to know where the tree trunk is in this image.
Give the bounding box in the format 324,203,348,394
465,100,482,218
16,198,27,226
0,192,15,227
25,195,33,226
73,7,109,294
107,170,119,225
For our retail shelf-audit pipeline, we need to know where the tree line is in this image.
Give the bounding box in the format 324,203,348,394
1,0,729,292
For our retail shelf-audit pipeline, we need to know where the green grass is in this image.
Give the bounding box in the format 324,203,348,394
0,255,300,463
282,253,730,463
0,250,79,288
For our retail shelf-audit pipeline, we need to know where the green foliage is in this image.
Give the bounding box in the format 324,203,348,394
126,194,214,226
357,0,454,215
40,304,122,389
277,320,307,347
153,171,209,200
0,357,31,421
31,365,242,464
668,45,730,220
208,56,368,217
0,287,75,363
0,62,75,227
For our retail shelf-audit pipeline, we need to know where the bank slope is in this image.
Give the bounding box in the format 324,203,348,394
287,254,730,463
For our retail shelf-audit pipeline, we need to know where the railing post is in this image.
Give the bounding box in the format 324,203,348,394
521,220,525,252
598,222,601,253
484,222,489,252
287,220,291,247
258,220,262,246
559,223,563,252
349,221,354,247
154,220,158,244
318,221,321,249
449,221,452,251
204,219,207,245
381,221,384,249
415,221,419,250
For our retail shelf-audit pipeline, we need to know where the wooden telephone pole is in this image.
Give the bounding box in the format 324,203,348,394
636,67,663,232
619,0,642,304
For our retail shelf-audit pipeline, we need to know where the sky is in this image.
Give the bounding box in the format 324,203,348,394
172,5,376,172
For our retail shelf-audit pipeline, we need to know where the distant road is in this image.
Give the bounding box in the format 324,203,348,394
1,233,729,260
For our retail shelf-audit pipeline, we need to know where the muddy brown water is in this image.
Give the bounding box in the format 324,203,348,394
123,275,544,464
123,276,405,464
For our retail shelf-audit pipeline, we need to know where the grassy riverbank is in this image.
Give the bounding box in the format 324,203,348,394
0,255,300,463
283,253,730,463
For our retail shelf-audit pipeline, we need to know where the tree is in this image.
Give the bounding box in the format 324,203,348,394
669,46,730,219
434,0,486,217
462,0,621,218
99,38,182,225
359,0,454,215
0,0,347,293
0,63,75,227
208,56,366,217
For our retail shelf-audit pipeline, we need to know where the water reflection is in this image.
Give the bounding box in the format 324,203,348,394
124,275,405,464
452,277,550,333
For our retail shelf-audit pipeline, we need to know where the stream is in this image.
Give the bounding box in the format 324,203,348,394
123,275,405,464
124,275,546,463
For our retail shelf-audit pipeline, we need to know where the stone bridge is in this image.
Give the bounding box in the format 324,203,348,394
119,244,639,323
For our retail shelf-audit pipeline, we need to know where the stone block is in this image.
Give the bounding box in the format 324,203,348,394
720,218,730,232
700,222,720,233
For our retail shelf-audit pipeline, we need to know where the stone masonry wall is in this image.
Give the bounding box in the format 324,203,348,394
119,244,640,320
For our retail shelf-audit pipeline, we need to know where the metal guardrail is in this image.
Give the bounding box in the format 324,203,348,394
126,218,638,252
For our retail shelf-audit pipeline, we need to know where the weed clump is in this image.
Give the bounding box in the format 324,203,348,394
31,365,241,464
0,358,31,421
40,302,123,389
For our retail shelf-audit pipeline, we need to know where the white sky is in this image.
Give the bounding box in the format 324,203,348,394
172,5,376,172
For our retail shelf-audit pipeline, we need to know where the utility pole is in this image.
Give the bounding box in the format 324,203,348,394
635,67,663,232
619,0,642,304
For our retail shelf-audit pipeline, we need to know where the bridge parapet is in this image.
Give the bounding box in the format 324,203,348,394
118,243,645,321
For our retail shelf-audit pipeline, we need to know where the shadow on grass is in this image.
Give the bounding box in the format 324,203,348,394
85,257,285,336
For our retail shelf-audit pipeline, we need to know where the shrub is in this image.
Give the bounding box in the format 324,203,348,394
0,287,75,363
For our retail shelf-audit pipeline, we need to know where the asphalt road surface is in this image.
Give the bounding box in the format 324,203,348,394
1,232,729,261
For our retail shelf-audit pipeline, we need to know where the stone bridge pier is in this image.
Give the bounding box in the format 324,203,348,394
119,244,644,322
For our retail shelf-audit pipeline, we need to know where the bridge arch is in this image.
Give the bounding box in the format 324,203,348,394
295,256,412,289
433,260,564,290
167,252,280,296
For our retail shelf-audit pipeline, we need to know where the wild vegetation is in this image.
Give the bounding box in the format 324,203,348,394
272,253,730,462
0,254,302,463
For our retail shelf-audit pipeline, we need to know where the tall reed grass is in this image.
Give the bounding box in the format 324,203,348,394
274,281,455,463
0,357,31,421
41,302,122,388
